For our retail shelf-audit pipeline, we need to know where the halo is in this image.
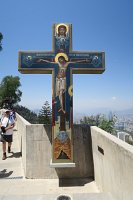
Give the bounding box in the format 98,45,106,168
56,23,69,34
68,85,73,96
27,55,32,60
55,53,68,63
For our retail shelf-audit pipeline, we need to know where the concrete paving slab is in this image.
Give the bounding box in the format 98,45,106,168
0,179,99,194
73,193,113,200
0,130,24,179
0,193,113,200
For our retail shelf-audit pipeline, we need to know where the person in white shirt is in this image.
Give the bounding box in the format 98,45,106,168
0,109,15,160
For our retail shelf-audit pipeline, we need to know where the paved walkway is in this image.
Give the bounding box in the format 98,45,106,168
0,128,113,200
0,129,24,179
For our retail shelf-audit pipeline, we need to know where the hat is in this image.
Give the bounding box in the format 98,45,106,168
4,109,11,113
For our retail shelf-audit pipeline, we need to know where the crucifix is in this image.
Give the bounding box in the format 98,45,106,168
18,23,105,166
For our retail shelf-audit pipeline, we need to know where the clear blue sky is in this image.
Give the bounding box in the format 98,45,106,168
0,0,133,116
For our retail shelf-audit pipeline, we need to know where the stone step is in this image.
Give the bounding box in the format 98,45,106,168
0,193,113,200
73,193,113,200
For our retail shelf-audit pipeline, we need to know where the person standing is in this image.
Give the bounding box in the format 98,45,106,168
0,109,15,160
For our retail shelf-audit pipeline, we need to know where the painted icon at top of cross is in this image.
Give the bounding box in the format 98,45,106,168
54,23,70,54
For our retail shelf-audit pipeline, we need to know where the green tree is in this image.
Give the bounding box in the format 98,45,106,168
0,76,22,108
38,101,52,124
80,114,117,134
0,32,3,51
15,105,38,124
98,115,116,134
80,114,101,126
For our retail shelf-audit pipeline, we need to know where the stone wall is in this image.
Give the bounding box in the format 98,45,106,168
16,113,94,179
16,113,31,175
91,126,133,200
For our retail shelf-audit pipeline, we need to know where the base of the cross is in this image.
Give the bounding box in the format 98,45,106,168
50,160,76,168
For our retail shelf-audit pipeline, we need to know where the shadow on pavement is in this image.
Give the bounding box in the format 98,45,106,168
59,177,94,187
0,169,13,178
8,152,22,158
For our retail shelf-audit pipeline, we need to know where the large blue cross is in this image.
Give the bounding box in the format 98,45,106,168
18,23,105,167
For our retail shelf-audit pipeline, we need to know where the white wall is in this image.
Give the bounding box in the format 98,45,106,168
91,126,133,200
16,113,31,175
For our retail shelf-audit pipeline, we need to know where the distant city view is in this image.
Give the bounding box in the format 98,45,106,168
114,110,133,143
73,107,133,145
